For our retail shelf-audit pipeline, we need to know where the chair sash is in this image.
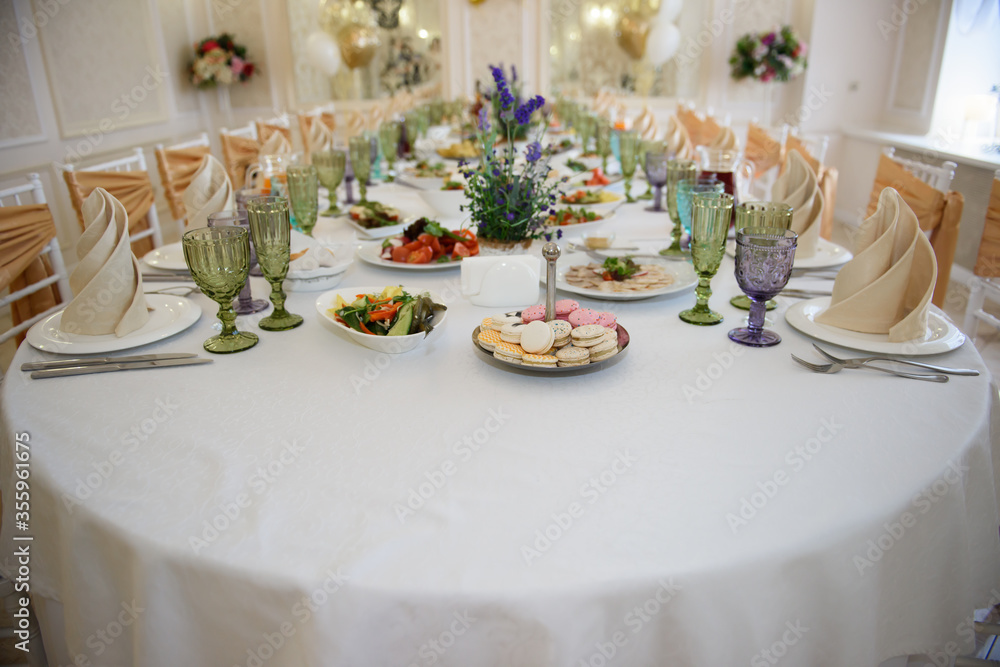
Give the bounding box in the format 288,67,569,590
866,154,963,307
368,105,385,132
0,204,60,342
63,170,155,256
258,122,293,145
676,107,721,148
156,145,211,220
974,177,1000,277
345,111,365,138
298,113,337,163
746,122,784,176
785,135,821,175
220,132,260,190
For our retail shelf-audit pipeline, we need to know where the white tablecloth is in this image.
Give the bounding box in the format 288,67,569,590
3,182,1000,667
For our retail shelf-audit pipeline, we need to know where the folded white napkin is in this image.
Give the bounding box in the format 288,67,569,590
663,115,694,160
707,126,739,151
289,246,339,273
183,155,234,229
816,187,936,342
308,118,333,155
772,150,823,259
61,188,149,337
258,131,291,158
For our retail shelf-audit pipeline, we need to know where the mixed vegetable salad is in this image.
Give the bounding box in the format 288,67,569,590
349,201,402,228
380,218,479,264
546,207,604,226
331,286,446,337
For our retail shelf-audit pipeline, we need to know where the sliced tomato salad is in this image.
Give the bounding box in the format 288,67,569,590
381,218,479,264
586,167,611,186
546,207,603,226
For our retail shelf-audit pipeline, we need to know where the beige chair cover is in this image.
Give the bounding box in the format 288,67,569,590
676,106,721,148
63,170,156,257
865,153,964,307
156,144,211,221
784,134,821,175
257,122,293,146
220,132,260,190
182,155,234,229
0,204,61,343
706,126,739,151
298,113,337,163
745,122,784,177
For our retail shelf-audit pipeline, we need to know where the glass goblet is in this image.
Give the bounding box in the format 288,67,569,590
379,122,401,182
246,196,304,331
618,130,639,203
678,179,725,241
313,149,346,216
679,192,734,326
577,113,595,155
404,112,420,157
729,227,798,346
235,188,265,211
349,135,372,204
636,139,663,201
596,121,613,173
287,165,319,236
644,151,669,212
661,159,699,257
207,210,269,315
729,202,794,312
182,226,259,353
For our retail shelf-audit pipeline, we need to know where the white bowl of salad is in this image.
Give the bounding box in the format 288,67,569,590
316,285,448,353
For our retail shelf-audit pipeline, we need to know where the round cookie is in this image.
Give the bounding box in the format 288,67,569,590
555,346,590,367
568,308,601,327
477,328,502,351
493,341,524,364
481,316,494,330
571,324,607,347
555,299,579,320
596,311,617,330
547,320,572,347
522,353,558,368
521,304,546,323
588,336,618,362
520,320,555,354
500,322,526,344
490,315,521,331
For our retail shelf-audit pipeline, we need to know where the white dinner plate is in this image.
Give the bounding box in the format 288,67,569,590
26,295,202,355
784,297,965,355
726,236,852,269
543,210,617,235
546,252,698,301
355,243,464,271
143,242,187,272
343,213,417,239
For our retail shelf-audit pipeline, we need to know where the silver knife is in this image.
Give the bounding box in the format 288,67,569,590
22,353,198,371
31,357,212,379
142,273,194,282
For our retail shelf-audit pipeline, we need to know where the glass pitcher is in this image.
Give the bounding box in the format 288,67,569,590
246,154,290,199
696,148,754,208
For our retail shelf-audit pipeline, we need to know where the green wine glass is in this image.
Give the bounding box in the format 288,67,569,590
246,196,304,331
379,122,401,183
182,226,259,353
637,139,663,200
661,159,698,258
349,135,372,204
679,192,734,326
729,202,794,311
313,149,346,217
618,130,639,203
577,113,595,155
286,165,319,236
596,121,613,173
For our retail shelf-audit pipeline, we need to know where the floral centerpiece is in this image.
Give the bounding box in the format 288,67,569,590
460,65,563,252
188,34,257,89
729,25,807,83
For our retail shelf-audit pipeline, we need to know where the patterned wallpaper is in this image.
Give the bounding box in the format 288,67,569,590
0,3,44,145
466,0,524,92
213,0,274,110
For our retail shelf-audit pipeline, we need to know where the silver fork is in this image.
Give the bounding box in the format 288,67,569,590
812,344,979,376
145,285,199,296
791,354,949,382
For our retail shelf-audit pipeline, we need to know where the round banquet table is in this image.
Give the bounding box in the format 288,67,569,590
2,182,1000,667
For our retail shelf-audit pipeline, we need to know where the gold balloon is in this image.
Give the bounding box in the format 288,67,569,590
616,15,650,61
337,24,379,69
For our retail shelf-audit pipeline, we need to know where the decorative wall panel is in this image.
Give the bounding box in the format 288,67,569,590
211,0,274,109
0,3,45,146
157,0,201,114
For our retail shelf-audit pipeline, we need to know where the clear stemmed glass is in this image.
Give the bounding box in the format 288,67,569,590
182,226,259,353
286,165,319,236
679,192,734,326
246,196,304,331
618,130,639,202
349,135,372,204
729,227,798,346
729,202,794,311
636,139,663,201
207,210,269,315
313,149,346,217
379,122,401,182
677,178,725,244
596,121,613,173
661,159,698,257
643,151,669,212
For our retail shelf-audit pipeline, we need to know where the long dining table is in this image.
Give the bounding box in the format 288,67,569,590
2,178,1000,667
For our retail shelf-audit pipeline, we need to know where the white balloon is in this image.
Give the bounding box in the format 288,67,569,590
660,0,683,22
646,21,681,65
305,31,341,76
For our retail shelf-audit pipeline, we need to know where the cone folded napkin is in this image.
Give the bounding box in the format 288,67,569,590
815,187,936,342
61,188,149,337
183,155,234,229
772,150,823,259
632,106,658,141
308,118,333,155
663,115,694,160
258,131,291,158
707,126,739,151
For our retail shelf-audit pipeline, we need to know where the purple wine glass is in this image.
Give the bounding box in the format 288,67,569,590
728,227,798,347
343,154,356,205
644,152,668,212
207,210,270,315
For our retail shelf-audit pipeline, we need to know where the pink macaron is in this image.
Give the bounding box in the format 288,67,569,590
596,311,617,330
521,304,546,323
555,299,579,321
568,308,601,327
